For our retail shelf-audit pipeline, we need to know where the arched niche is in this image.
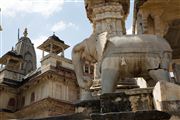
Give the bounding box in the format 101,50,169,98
147,15,155,34
164,19,180,59
7,97,16,109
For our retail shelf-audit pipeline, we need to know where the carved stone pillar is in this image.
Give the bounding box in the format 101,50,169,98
151,9,168,37
85,0,129,36
136,12,143,34
92,4,125,36
139,10,149,34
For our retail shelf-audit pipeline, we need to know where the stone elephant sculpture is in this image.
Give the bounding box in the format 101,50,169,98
72,32,172,94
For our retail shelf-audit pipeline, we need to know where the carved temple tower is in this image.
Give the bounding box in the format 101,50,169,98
15,28,37,75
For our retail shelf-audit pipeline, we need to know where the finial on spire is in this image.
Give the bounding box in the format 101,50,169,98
18,28,20,41
23,28,28,37
0,25,2,31
11,46,14,51
0,8,3,31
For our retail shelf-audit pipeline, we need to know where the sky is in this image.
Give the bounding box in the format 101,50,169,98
0,0,134,66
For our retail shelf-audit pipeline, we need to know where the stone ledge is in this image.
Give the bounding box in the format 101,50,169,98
27,113,88,120
74,100,100,108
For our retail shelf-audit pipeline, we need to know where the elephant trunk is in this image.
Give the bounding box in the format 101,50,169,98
72,47,92,90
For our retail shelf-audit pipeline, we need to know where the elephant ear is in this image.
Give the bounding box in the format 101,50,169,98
96,32,108,61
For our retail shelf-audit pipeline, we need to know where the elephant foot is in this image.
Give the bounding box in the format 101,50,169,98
80,88,94,100
148,69,170,83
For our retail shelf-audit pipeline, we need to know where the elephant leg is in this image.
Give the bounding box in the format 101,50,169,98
101,69,119,93
101,58,120,94
148,69,170,84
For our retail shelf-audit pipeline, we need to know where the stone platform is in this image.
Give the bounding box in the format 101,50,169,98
90,88,171,120
100,88,154,113
91,110,171,120
31,87,174,120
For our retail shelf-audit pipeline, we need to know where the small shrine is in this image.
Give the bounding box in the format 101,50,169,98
0,50,24,83
37,33,69,57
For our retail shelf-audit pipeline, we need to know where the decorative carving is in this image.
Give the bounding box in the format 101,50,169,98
129,96,140,111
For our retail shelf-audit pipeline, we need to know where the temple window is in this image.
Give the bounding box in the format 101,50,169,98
30,92,35,103
90,65,94,75
8,98,16,107
21,96,25,107
56,61,62,68
84,64,89,73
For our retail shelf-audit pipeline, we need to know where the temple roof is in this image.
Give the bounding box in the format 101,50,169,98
37,34,69,54
0,50,23,64
48,34,65,44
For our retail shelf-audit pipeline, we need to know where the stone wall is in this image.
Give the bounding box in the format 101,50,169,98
0,85,17,112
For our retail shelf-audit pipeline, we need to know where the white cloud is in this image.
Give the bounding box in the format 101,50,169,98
64,0,83,2
126,26,132,35
0,0,64,17
32,35,48,67
51,20,79,32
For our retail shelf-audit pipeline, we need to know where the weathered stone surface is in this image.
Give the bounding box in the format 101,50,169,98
100,88,154,113
75,99,100,114
153,81,180,114
126,88,154,111
79,88,94,101
100,92,131,113
91,110,171,120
